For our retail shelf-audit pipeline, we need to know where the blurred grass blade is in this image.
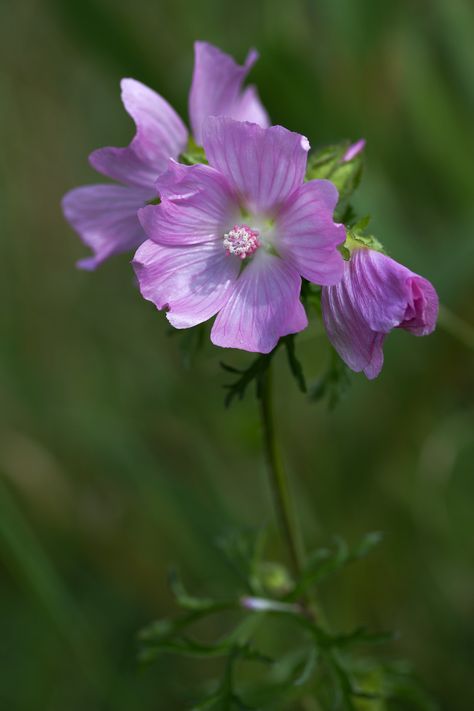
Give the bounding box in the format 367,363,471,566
0,475,130,707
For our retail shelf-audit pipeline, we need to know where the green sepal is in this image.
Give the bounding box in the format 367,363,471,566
346,231,385,253
180,136,208,166
305,141,365,223
145,196,161,205
305,142,350,181
337,214,386,266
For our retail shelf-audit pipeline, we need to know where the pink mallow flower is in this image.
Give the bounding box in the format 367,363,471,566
321,247,438,379
62,42,269,270
133,117,346,353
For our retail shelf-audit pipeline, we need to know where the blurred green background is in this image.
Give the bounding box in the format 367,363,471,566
1,0,474,708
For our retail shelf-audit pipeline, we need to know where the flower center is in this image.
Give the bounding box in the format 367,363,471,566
223,224,260,259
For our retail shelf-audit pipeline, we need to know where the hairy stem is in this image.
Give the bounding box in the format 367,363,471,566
259,362,305,580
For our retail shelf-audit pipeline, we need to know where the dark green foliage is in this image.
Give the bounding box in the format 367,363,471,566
283,336,307,394
307,142,365,224
138,532,436,710
310,349,352,409
181,137,209,165
286,532,384,600
221,355,273,407
221,336,307,407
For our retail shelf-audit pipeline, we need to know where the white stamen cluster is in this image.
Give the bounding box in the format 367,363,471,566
223,224,260,259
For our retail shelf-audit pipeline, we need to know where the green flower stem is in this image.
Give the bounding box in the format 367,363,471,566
259,362,305,581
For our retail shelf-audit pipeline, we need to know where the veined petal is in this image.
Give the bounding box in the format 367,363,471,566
156,160,236,203
321,270,385,379
232,85,270,128
140,164,237,246
211,251,308,353
402,276,438,336
189,42,269,145
133,239,239,328
203,117,309,215
90,79,188,188
351,249,438,334
322,249,438,379
155,160,203,200
62,184,151,270
276,180,345,286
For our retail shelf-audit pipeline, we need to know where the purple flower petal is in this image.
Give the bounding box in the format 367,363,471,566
342,139,366,162
62,184,151,270
321,248,439,379
400,276,439,336
89,79,188,188
351,249,438,334
231,85,270,128
321,268,385,379
275,179,345,286
133,239,240,328
211,251,308,353
154,160,203,200
189,42,269,145
140,163,237,246
155,160,236,203
203,117,310,215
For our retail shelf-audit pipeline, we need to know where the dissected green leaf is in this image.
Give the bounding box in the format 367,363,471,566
168,568,221,611
138,597,239,664
383,662,440,711
216,528,267,594
330,627,396,650
283,335,307,393
221,353,274,407
190,644,268,711
139,609,266,668
288,533,383,600
294,646,318,686
137,529,434,711
221,335,309,408
310,348,352,410
141,636,271,662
